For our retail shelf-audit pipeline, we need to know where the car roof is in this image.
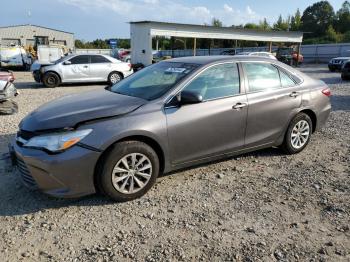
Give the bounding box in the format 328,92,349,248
168,55,276,64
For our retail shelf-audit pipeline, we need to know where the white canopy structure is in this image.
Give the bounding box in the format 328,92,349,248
130,21,304,65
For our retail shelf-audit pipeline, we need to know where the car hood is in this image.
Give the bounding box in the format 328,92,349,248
20,89,146,131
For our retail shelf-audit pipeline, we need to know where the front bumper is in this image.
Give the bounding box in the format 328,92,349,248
11,141,101,198
328,64,342,71
32,70,42,83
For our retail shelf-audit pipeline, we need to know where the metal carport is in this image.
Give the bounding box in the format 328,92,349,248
130,21,303,66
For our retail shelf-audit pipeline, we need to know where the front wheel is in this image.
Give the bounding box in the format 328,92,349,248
98,141,159,202
42,72,60,88
281,113,312,154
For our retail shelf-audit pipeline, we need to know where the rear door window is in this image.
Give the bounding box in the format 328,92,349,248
243,62,281,92
279,70,296,87
90,55,110,63
69,55,89,64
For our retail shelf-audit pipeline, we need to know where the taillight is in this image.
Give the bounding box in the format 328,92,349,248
322,88,331,97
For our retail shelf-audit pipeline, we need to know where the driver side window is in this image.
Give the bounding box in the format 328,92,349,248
183,63,240,100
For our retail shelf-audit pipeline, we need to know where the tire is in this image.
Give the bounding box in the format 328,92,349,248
281,113,313,154
98,141,160,202
42,72,60,88
341,74,349,81
108,72,123,85
329,68,335,72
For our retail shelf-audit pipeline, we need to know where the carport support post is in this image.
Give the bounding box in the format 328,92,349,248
193,38,197,56
268,41,272,53
296,43,301,67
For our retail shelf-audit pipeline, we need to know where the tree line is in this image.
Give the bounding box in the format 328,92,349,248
75,1,350,49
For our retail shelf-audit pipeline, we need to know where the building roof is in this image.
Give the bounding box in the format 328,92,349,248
0,24,74,35
130,21,303,43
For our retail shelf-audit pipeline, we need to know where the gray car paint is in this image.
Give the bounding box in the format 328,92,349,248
13,56,331,198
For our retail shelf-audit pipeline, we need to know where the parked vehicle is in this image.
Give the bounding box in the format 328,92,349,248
220,49,236,56
235,51,277,60
341,60,350,80
0,68,15,82
276,47,303,65
0,46,32,69
10,56,331,201
328,57,350,72
32,54,133,87
37,45,66,64
0,80,18,115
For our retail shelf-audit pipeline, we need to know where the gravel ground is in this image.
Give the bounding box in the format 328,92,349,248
0,65,349,262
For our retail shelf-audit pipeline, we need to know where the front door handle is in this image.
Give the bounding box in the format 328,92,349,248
232,102,248,110
83,65,88,68
289,91,299,98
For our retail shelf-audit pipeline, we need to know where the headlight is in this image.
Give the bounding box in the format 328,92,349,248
23,129,92,152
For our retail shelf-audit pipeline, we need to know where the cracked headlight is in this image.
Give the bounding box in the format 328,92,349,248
23,129,92,152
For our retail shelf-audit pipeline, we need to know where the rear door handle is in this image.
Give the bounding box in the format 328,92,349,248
289,91,299,98
232,102,248,110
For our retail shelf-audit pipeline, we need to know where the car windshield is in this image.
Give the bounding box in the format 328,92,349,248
110,61,199,100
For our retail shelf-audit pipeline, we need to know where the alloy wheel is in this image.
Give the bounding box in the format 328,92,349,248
111,153,152,194
110,73,121,84
290,120,310,149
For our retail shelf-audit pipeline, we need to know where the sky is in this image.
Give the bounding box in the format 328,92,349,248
0,0,345,40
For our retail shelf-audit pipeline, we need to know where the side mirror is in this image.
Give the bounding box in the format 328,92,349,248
63,60,72,65
180,90,203,105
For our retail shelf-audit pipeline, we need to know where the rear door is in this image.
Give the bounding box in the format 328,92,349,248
165,62,248,165
242,62,302,148
61,55,90,82
89,55,112,81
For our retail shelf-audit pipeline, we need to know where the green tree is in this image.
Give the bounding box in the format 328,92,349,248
211,18,223,27
325,25,342,42
335,1,350,33
259,18,271,30
343,31,350,41
301,1,335,38
244,23,260,29
290,9,302,31
273,15,289,30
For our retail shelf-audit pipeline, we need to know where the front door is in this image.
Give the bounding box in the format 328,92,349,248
62,55,90,82
242,62,303,148
165,62,248,165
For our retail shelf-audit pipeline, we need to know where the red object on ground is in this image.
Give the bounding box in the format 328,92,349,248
0,70,15,82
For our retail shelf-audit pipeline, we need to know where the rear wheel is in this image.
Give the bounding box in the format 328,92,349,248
282,113,312,154
108,72,123,85
42,72,60,88
98,141,159,202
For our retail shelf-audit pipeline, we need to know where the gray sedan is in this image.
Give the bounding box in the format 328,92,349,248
11,56,331,201
32,54,133,88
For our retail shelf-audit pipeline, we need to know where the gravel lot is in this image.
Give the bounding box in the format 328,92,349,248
0,65,349,261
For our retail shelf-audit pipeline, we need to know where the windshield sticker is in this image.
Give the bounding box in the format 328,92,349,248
165,68,187,73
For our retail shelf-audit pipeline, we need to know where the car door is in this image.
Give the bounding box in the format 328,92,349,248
165,62,248,166
61,55,90,82
242,62,302,148
89,55,112,81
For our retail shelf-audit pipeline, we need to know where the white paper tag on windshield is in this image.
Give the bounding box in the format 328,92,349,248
165,68,186,73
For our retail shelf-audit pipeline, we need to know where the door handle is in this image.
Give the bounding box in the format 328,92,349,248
289,92,299,98
83,65,88,68
232,102,248,110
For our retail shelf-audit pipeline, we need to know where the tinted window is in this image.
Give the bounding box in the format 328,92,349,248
183,63,240,100
280,70,296,87
69,55,89,64
91,55,110,63
110,62,199,100
243,63,281,92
